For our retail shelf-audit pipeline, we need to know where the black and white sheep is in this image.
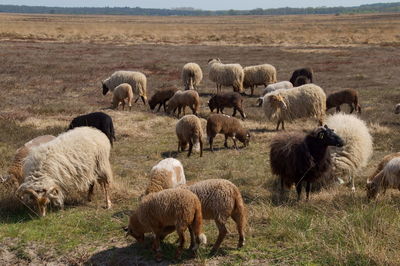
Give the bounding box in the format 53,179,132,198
208,58,244,93
182,62,203,90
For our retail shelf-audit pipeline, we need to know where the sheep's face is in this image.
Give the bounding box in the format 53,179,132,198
366,181,378,200
148,98,156,110
395,104,400,114
18,186,62,217
237,130,251,147
102,83,109,95
313,125,344,147
127,214,145,243
268,95,287,110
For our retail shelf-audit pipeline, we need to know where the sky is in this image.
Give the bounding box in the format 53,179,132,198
1,0,398,10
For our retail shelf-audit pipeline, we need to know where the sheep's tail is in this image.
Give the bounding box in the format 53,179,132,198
192,203,207,246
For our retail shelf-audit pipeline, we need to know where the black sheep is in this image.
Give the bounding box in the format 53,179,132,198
270,125,344,200
289,67,313,86
68,112,116,146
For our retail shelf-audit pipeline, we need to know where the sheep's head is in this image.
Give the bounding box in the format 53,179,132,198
126,212,145,243
311,125,344,148
102,82,109,95
366,180,379,200
207,96,217,112
17,186,63,217
256,97,264,107
268,94,287,110
237,130,251,147
207,58,221,65
294,75,308,87
395,104,400,114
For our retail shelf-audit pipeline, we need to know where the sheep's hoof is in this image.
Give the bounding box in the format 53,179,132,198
351,187,356,192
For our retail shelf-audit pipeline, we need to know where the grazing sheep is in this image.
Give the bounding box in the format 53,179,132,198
175,115,204,157
207,114,250,151
102,70,147,104
16,127,113,217
326,88,361,114
270,125,344,200
166,90,200,118
187,179,247,253
112,83,133,111
394,104,400,114
148,87,179,112
208,92,246,119
289,67,313,85
367,157,400,200
326,113,373,191
126,188,207,261
293,75,309,87
263,84,326,130
208,58,244,93
1,135,55,188
243,64,277,96
145,158,186,195
257,81,293,107
68,112,116,146
182,63,203,90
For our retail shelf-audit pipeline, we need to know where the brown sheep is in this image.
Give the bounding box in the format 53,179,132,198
326,88,361,114
112,83,133,111
148,87,179,112
208,92,246,119
206,114,250,151
166,90,200,118
176,115,204,157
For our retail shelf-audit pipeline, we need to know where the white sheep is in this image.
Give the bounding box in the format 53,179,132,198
262,84,326,130
367,157,400,200
16,127,113,217
243,64,277,96
176,115,204,157
326,113,373,191
395,103,400,114
257,81,293,106
112,83,133,111
182,63,203,90
145,158,186,195
102,70,147,104
208,58,244,93
166,90,200,118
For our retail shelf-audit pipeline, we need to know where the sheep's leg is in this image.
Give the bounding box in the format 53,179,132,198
87,182,95,202
231,209,246,249
232,136,238,149
351,176,355,192
100,182,112,209
349,103,354,114
282,120,285,130
163,101,167,112
134,96,140,103
232,108,237,117
224,135,229,148
160,226,175,241
182,106,186,115
251,86,254,96
336,106,341,113
199,138,203,157
209,136,214,152
157,103,162,112
188,226,196,250
177,107,182,118
276,121,280,131
188,140,193,157
121,100,126,110
211,220,228,254
296,182,302,201
238,108,246,119
175,226,186,259
140,96,146,105
152,231,163,262
305,182,311,201
220,107,225,114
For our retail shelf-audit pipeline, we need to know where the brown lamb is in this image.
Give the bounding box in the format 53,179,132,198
148,87,179,112
326,88,361,114
208,92,246,119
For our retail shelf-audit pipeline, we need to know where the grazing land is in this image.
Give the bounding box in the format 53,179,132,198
0,13,400,265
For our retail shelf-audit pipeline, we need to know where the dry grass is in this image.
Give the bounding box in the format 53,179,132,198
0,12,400,265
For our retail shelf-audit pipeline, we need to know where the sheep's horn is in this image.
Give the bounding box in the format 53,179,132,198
46,186,60,199
21,188,39,199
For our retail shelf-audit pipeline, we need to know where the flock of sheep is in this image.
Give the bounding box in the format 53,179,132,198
1,57,400,261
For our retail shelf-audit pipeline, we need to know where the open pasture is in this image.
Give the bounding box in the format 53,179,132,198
0,13,400,265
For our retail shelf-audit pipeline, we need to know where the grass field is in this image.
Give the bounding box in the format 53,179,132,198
0,12,400,265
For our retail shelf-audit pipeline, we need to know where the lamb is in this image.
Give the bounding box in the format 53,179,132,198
394,103,400,114
208,92,246,119
270,125,344,200
111,83,133,111
289,67,313,85
175,115,204,157
243,64,277,96
326,113,373,191
187,179,247,253
208,58,244,93
145,158,186,195
16,127,113,217
326,88,361,114
148,87,179,112
68,112,116,146
182,63,203,90
206,114,250,151
126,188,207,261
166,90,200,118
263,84,326,130
367,157,400,200
102,70,147,105
257,81,293,107
1,135,55,187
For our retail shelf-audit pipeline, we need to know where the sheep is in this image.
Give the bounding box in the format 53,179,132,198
208,92,246,119
111,83,133,111
367,157,400,200
293,75,309,87
187,179,247,253
263,84,326,130
68,112,116,146
243,64,277,96
394,103,400,114
326,88,361,114
182,63,203,90
270,125,344,200
257,81,293,107
289,67,313,85
1,135,55,188
16,127,113,217
102,70,147,105
326,113,373,191
148,87,179,112
126,188,207,261
145,158,186,195
206,114,250,151
208,58,244,93
166,90,200,118
175,115,204,157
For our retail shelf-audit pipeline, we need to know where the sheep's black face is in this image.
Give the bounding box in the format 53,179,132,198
237,131,251,147
148,100,156,110
102,84,109,95
314,125,344,147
